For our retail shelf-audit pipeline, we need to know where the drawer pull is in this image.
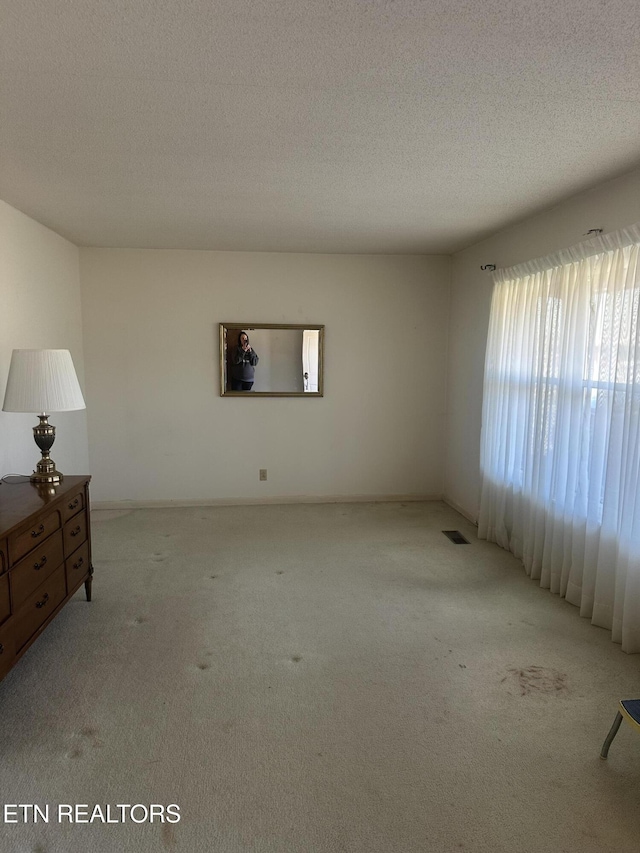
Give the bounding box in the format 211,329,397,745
68,498,80,510
35,593,50,609
73,557,85,570
0,643,3,654
34,555,48,570
70,526,82,537
31,524,45,538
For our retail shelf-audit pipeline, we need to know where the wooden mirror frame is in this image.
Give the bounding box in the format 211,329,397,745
220,323,325,397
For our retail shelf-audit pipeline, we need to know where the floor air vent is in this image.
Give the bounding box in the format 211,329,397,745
442,530,470,544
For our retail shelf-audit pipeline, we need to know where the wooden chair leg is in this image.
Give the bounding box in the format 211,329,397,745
600,711,623,759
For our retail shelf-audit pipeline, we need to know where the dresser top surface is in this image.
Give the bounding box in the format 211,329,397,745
0,476,90,538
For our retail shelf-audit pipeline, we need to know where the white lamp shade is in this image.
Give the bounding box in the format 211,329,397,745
2,349,86,413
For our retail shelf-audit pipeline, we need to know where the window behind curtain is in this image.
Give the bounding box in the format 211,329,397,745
478,224,640,652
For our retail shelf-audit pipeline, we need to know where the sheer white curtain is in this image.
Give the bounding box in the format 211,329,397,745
478,223,640,652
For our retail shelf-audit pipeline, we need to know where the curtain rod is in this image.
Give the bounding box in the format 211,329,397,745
480,228,605,271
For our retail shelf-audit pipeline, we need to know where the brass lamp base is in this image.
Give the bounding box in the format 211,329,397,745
31,415,64,484
31,467,63,484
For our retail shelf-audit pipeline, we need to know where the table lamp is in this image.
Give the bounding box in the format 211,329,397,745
2,349,86,484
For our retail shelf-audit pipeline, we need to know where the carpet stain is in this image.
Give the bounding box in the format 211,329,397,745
209,575,218,579
291,655,303,663
32,845,46,853
197,662,210,670
276,571,284,575
80,725,104,747
133,616,147,625
67,746,83,759
162,822,177,848
502,666,568,696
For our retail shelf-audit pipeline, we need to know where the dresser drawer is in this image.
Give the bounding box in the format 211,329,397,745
65,541,90,592
14,566,67,651
0,573,10,625
63,512,87,556
62,489,85,523
0,620,15,681
11,529,64,608
9,509,61,565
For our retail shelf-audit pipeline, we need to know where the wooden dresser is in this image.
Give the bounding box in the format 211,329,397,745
0,475,93,683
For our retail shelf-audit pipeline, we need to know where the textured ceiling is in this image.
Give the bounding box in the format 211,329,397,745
1,0,640,253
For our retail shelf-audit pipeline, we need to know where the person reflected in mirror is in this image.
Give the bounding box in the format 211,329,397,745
230,331,259,391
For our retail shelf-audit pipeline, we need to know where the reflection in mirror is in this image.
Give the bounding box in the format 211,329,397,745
220,324,324,396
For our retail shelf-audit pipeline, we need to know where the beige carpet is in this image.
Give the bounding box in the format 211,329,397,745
0,500,639,853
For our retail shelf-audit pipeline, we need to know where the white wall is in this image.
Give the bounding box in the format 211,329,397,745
0,201,89,479
444,166,640,522
80,249,450,504
247,328,304,393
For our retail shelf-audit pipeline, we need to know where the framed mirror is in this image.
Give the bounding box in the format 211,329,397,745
220,324,324,396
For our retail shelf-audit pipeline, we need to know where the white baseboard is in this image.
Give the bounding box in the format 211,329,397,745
442,495,478,525
91,493,444,511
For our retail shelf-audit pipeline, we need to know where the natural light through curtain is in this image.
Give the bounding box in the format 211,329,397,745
478,223,640,652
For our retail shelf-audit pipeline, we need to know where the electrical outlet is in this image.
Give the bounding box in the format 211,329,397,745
259,469,267,481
